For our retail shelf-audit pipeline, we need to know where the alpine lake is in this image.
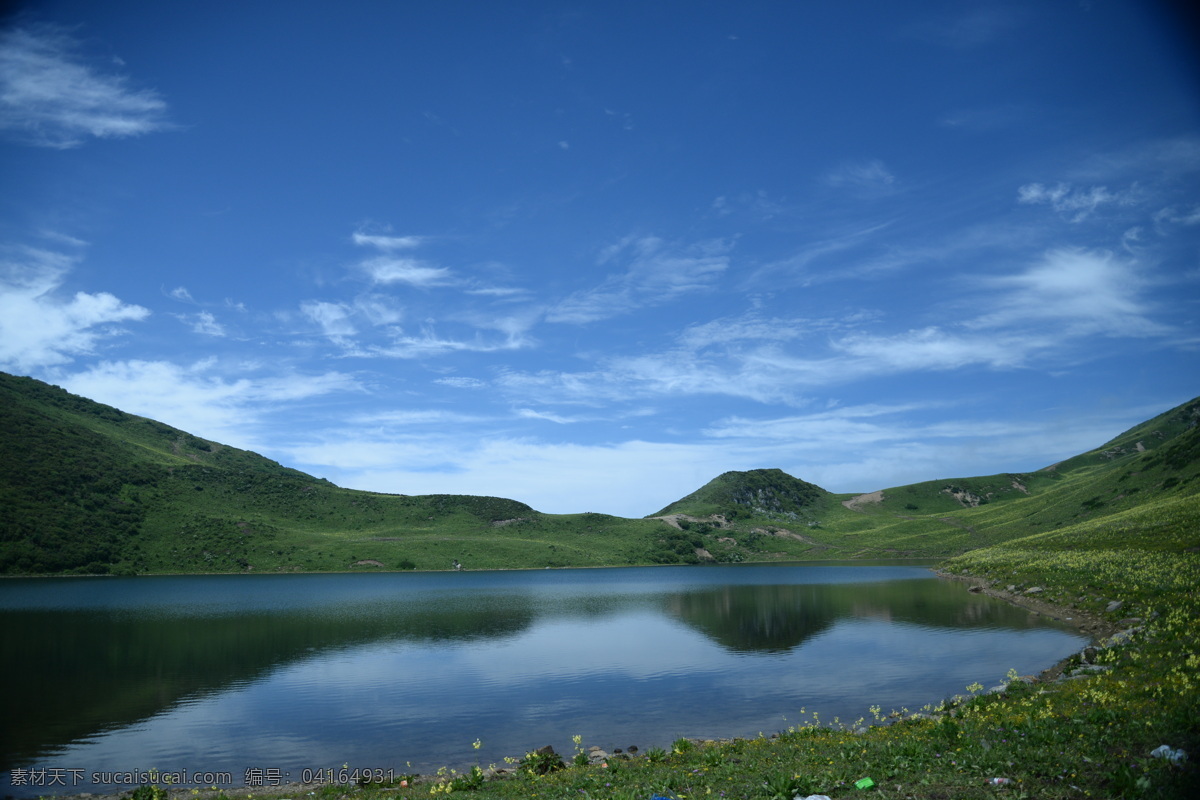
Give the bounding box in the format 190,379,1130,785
1,562,1088,796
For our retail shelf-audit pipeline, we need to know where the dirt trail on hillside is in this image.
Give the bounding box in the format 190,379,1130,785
841,490,883,511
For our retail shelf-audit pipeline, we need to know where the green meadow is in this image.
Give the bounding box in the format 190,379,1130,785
3,371,1199,797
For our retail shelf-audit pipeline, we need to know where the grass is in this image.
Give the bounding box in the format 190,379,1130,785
105,492,1199,800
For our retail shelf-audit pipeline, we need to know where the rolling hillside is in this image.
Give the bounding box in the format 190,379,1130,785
0,372,681,574
1,370,1198,574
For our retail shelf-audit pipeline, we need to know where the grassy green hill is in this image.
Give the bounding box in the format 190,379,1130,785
650,467,830,521
0,372,686,574
2,370,1198,575
651,399,1200,561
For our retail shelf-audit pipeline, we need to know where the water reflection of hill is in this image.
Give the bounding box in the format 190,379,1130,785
3,573,1065,774
1,601,534,772
668,579,1057,653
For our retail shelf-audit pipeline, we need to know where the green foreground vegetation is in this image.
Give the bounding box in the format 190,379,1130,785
3,372,1199,796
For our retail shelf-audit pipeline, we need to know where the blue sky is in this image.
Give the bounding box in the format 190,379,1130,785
2,1,1198,517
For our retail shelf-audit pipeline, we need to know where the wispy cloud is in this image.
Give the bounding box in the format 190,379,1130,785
353,409,488,426
970,247,1165,337
547,235,732,323
351,232,425,251
676,313,812,349
515,408,578,424
1153,205,1200,229
831,328,1043,373
694,400,1153,497
352,230,453,287
823,160,897,197
278,398,1154,515
58,358,359,449
1017,182,1137,222
0,25,170,148
186,311,225,337
0,244,149,370
744,221,897,288
301,300,358,343
498,230,1178,409
361,255,453,287
369,325,530,359
435,376,487,389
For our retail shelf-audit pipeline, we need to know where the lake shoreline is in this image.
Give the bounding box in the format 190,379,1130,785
16,564,1111,800
0,556,941,579
933,569,1121,644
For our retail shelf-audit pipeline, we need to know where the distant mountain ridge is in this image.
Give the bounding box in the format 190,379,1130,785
1,370,1197,574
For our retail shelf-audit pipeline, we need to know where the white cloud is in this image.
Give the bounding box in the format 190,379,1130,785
354,409,488,425
188,311,225,337
369,326,527,358
833,328,1038,372
515,408,577,424
498,239,1176,409
547,235,732,323
703,403,934,443
435,376,487,389
59,359,359,449
494,345,815,408
280,396,1151,515
0,245,149,370
677,313,811,349
301,300,357,341
465,285,529,298
1017,182,1137,222
351,229,452,287
696,401,1163,495
971,247,1164,336
0,26,169,148
1154,205,1200,229
351,232,424,250
361,255,453,287
353,293,404,325
289,435,725,516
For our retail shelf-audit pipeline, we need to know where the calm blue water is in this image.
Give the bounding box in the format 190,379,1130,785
0,564,1086,796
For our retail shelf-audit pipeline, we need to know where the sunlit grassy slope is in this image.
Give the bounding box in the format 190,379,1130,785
1,370,1197,575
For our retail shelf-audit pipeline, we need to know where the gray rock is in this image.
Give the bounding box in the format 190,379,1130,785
1106,600,1123,613
1025,586,1043,595
1104,628,1141,647
1068,664,1112,678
